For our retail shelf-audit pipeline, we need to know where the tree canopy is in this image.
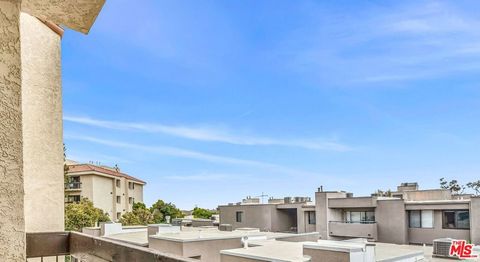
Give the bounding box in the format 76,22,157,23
120,200,184,225
440,178,480,195
65,198,110,231
119,202,154,226
150,200,184,223
192,207,216,219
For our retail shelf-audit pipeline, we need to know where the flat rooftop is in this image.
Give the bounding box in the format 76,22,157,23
221,240,428,262
374,243,424,262
221,240,311,262
104,230,148,247
150,228,297,242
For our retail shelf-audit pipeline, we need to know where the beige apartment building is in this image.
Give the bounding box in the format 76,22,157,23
219,183,480,245
65,162,146,221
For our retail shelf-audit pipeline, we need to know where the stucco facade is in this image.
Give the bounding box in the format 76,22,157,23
21,12,64,234
0,1,104,260
220,185,480,246
0,1,25,259
316,185,480,245
219,199,316,233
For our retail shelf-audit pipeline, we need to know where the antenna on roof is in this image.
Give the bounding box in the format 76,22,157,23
255,192,269,204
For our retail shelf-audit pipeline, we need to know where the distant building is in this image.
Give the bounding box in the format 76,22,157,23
219,183,480,245
65,161,146,221
219,196,315,233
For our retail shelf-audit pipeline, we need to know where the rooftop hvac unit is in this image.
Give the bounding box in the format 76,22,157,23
433,238,455,258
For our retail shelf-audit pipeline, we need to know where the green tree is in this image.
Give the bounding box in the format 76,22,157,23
150,199,184,223
467,180,480,196
120,202,154,225
65,198,110,231
192,207,215,219
373,189,393,197
440,178,465,194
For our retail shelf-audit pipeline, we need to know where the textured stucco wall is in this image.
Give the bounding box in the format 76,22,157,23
21,12,64,234
92,175,115,217
133,184,144,204
315,191,347,240
21,0,105,34
376,199,408,244
408,210,470,244
0,1,26,260
219,204,276,231
80,175,94,200
303,248,350,262
183,239,243,262
470,197,480,244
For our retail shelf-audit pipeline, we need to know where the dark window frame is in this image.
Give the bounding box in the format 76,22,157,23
307,211,316,225
408,210,434,229
67,195,81,203
236,211,243,223
442,210,470,230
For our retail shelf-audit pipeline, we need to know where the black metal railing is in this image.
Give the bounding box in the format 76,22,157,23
65,182,82,189
26,231,196,262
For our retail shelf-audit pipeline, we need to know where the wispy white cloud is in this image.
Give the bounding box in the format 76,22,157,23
64,115,352,152
164,172,248,181
64,134,323,177
272,1,480,84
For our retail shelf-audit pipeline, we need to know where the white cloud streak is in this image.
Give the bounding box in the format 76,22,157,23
64,115,352,152
64,134,322,178
164,173,245,181
272,1,480,85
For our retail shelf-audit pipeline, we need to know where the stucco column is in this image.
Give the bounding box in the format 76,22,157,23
0,0,26,260
21,12,64,234
470,197,480,244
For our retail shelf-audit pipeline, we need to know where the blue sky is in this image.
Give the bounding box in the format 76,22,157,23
63,0,480,209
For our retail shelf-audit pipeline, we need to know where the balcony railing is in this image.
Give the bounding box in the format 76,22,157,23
330,220,376,224
65,182,82,190
26,231,196,262
329,221,378,240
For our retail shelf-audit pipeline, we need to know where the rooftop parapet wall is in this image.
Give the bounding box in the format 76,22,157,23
328,197,377,208
402,189,452,201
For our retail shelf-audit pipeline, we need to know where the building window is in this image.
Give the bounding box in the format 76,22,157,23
128,182,135,190
66,195,81,203
117,212,122,219
345,211,375,224
443,210,470,229
129,197,133,204
116,179,120,187
65,176,81,189
116,196,121,204
307,211,316,225
409,210,433,228
236,211,243,223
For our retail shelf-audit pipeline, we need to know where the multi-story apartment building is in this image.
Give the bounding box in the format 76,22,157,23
65,162,146,221
219,183,480,245
219,196,316,233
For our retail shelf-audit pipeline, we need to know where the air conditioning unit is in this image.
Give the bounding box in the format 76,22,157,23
433,238,455,258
